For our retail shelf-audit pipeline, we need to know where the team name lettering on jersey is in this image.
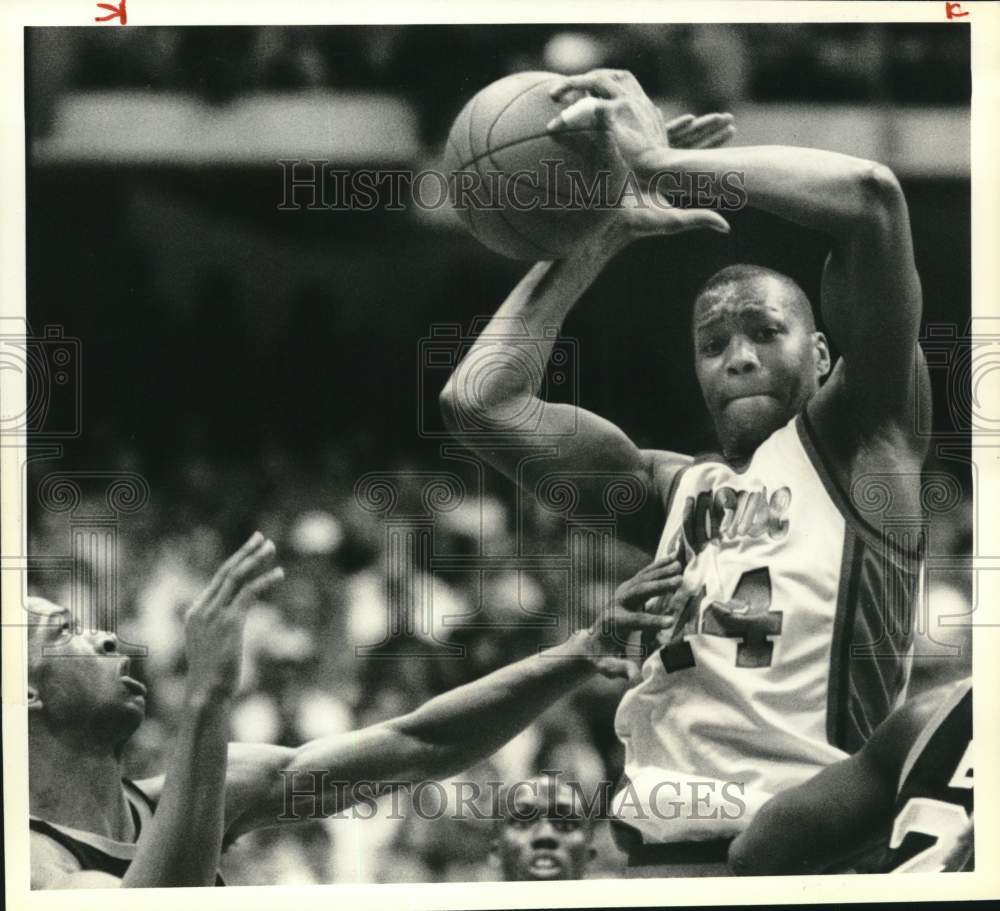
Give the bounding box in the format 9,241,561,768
681,485,792,554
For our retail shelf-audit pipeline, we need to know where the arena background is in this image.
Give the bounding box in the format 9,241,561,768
25,24,972,883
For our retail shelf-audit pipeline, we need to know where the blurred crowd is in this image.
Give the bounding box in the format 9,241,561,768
27,446,635,882
29,24,970,142
26,442,973,883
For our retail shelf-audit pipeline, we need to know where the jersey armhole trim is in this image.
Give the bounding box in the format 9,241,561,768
662,462,692,519
123,778,156,810
795,411,923,563
827,528,863,750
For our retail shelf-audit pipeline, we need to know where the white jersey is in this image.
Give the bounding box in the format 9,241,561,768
613,413,920,845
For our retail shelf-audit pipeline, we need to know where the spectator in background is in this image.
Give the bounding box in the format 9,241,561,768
491,775,598,881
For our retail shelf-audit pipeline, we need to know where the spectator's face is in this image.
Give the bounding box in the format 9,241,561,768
27,599,146,748
493,780,596,881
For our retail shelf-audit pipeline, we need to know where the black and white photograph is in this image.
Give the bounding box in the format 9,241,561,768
2,1,997,907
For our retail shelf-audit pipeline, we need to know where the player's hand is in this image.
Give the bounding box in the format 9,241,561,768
547,69,669,171
665,112,736,150
547,71,731,237
183,531,284,701
578,557,689,683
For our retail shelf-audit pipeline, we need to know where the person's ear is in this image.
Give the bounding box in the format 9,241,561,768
588,845,598,861
28,683,43,712
813,331,831,380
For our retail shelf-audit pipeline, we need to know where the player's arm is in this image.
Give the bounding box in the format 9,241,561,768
218,561,686,839
728,689,938,875
440,229,674,553
549,70,929,447
55,535,284,889
439,116,732,553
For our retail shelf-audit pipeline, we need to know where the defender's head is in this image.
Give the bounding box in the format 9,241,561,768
491,776,597,881
692,265,831,461
26,597,146,751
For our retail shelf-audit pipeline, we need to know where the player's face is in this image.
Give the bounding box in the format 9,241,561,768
27,600,146,746
693,277,827,459
494,783,596,881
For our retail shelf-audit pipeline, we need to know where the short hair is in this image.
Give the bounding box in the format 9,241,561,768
694,264,816,331
492,775,596,838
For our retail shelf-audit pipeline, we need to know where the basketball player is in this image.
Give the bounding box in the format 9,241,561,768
440,69,928,874
729,678,973,874
27,533,684,888
490,774,598,881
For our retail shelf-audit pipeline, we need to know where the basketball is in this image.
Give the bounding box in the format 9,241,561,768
444,71,623,260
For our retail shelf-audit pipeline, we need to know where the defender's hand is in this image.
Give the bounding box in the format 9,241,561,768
577,558,690,682
665,112,736,150
184,532,284,701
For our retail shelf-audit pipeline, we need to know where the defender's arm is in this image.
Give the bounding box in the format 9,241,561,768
728,687,939,875
215,562,686,839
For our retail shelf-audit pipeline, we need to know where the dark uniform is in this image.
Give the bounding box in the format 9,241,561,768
877,681,973,873
30,779,226,887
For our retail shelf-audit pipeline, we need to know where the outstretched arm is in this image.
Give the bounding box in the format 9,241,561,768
549,71,929,451
217,560,688,839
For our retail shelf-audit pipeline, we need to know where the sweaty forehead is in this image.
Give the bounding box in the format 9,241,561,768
694,276,795,324
509,780,579,814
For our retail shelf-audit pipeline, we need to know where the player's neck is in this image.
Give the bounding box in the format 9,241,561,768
29,727,133,842
720,444,752,471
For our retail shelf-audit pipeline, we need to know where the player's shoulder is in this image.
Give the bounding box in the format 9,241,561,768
804,361,927,532
809,359,928,461
639,448,693,501
863,682,969,780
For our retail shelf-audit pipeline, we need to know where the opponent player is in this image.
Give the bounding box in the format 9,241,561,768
27,534,683,888
440,69,928,873
728,678,973,874
490,775,598,881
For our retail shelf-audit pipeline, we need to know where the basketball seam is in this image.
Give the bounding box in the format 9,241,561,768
452,75,600,259
453,126,602,175
466,88,479,177
480,84,565,260
466,134,609,258
482,74,556,165
472,162,614,258
505,169,614,211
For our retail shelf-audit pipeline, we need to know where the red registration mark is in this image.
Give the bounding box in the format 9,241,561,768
94,0,127,25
